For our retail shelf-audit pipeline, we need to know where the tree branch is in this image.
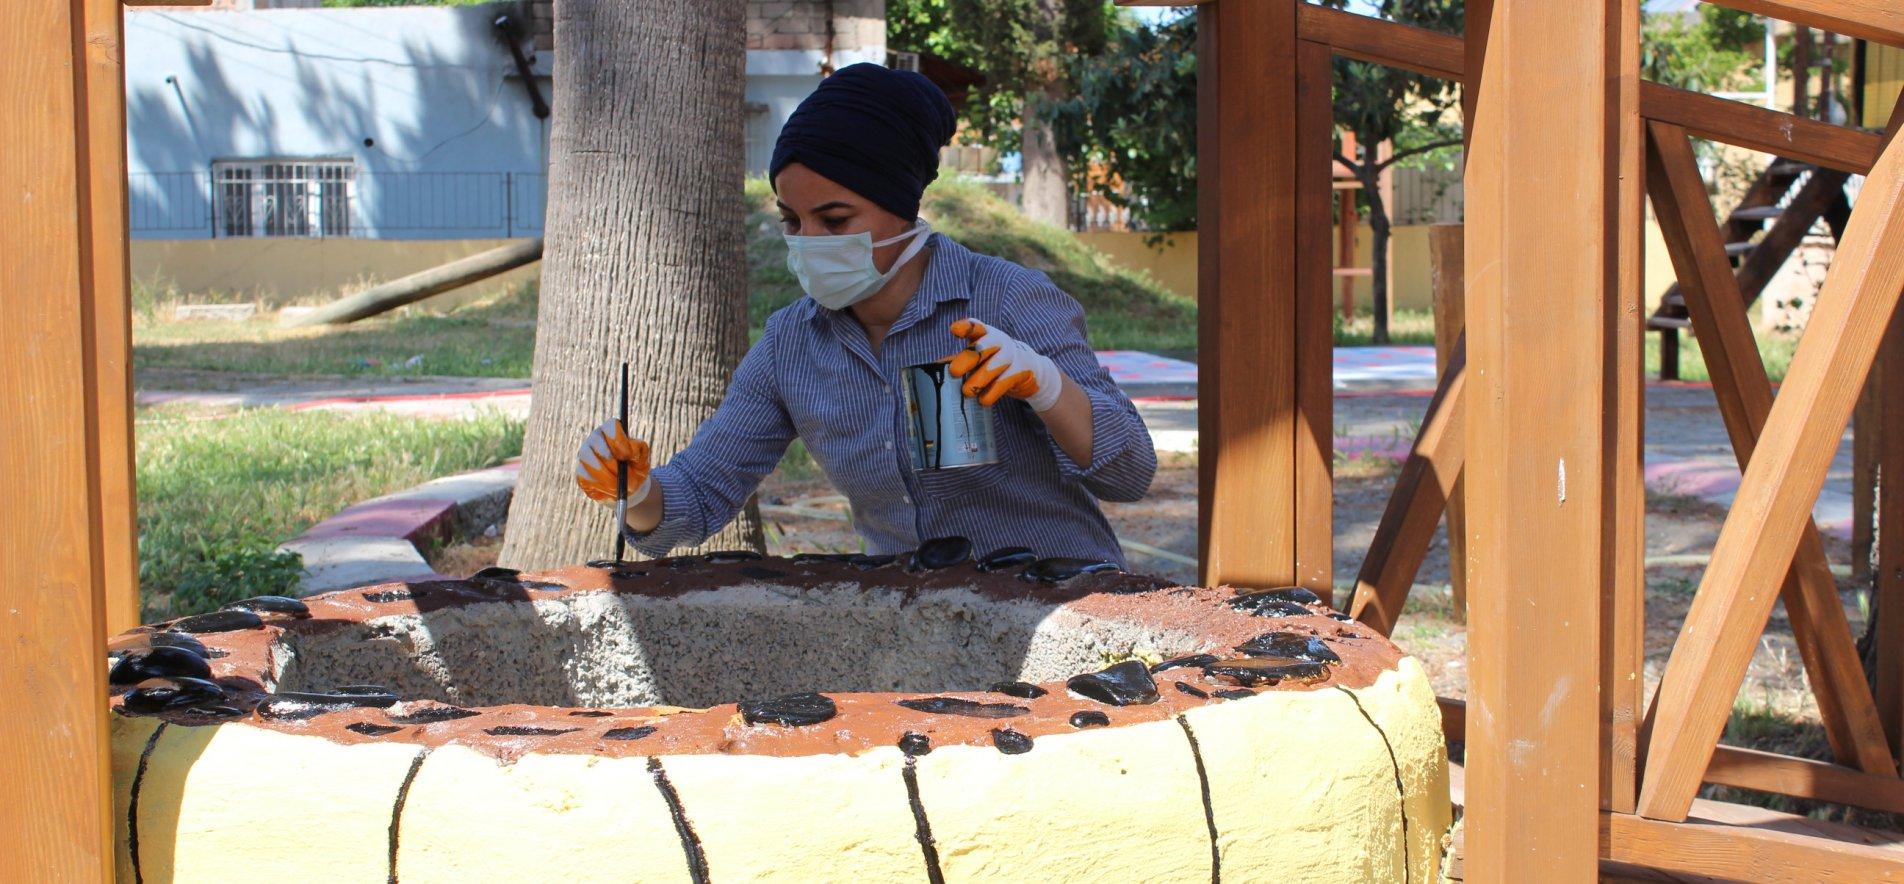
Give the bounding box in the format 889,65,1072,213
1375,138,1465,172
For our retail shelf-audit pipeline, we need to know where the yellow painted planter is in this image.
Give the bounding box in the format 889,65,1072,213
108,551,1450,883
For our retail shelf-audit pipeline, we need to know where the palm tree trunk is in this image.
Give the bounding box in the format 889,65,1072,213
500,0,763,569
1019,83,1071,228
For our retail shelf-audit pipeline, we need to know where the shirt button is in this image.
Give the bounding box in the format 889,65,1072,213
884,440,893,450
884,385,893,395
902,494,912,505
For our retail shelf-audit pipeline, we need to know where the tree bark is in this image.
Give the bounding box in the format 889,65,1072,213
500,0,763,569
1357,159,1393,345
1019,84,1071,228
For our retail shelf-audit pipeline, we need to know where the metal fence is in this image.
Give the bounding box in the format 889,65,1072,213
128,170,547,238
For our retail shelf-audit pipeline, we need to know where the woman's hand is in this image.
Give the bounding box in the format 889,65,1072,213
942,318,1063,412
575,419,653,506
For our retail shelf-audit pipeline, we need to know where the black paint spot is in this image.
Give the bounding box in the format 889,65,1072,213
122,676,224,714
1328,611,1355,622
912,536,974,570
976,547,1037,572
127,722,168,884
484,725,580,737
348,722,403,736
1066,660,1160,706
611,569,647,580
849,553,898,570
1214,689,1256,700
740,692,837,726
1068,710,1111,728
604,725,658,741
1178,717,1222,883
1175,681,1210,699
363,588,418,603
899,731,933,756
990,727,1034,754
1151,654,1220,674
790,552,858,564
388,704,480,725
221,595,310,617
568,709,614,717
901,756,946,883
167,609,264,634
705,550,765,563
649,758,710,884
387,749,429,884
896,697,1029,718
110,647,212,685
470,566,521,581
1023,557,1120,582
988,681,1047,699
1203,658,1330,687
1235,632,1341,665
585,559,619,569
1338,687,1411,884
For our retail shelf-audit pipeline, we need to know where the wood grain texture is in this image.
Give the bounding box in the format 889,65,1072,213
1603,0,1646,815
500,0,762,567
1645,122,1895,777
1638,133,1904,822
1706,745,1904,815
1877,307,1904,758
1639,82,1883,175
1463,0,1610,874
82,0,139,634
0,0,115,877
1295,3,1464,82
1294,38,1335,595
1603,802,1904,882
1709,0,1904,48
1429,225,1467,620
1347,339,1464,635
1197,0,1300,589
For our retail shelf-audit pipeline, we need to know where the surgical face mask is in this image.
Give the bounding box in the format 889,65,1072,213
784,221,931,311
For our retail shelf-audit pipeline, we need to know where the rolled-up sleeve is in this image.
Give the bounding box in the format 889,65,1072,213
1007,274,1157,503
624,316,796,556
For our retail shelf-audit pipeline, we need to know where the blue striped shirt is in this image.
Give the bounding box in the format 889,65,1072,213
629,233,1156,564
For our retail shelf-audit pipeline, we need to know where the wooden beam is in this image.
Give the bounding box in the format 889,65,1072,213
1294,38,1335,594
1639,82,1884,175
1637,134,1904,821
1709,1,1904,49
83,0,137,635
1603,802,1904,882
1706,745,1904,816
1429,225,1468,621
1644,121,1896,777
1294,3,1465,82
1197,0,1301,589
1462,0,1611,874
1603,0,1647,816
1877,307,1904,758
2,0,117,878
1347,338,1464,633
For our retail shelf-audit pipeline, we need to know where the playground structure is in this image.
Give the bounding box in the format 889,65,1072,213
5,0,1904,880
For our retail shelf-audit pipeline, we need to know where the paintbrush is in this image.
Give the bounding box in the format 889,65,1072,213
613,361,630,564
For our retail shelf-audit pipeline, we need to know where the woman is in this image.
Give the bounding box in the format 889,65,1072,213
574,63,1155,564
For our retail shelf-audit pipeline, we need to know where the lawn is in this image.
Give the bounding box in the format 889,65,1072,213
136,404,523,620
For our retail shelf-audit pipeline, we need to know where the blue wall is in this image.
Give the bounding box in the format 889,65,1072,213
126,5,549,240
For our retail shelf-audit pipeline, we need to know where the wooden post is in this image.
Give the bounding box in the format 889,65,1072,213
1877,305,1904,759
1462,0,1614,873
1295,38,1336,595
1429,224,1466,618
2,0,127,877
1853,381,1879,583
1197,0,1301,589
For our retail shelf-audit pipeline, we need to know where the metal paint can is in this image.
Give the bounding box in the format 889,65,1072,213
902,361,998,470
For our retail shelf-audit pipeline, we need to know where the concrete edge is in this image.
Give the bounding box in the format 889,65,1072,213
278,460,520,595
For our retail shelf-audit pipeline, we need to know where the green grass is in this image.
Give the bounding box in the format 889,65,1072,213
1333,309,1438,347
1645,328,1799,384
134,281,538,380
137,405,523,619
747,176,1199,351
1705,699,1902,830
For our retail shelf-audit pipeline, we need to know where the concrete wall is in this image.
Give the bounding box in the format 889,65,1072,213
132,238,540,308
125,5,551,240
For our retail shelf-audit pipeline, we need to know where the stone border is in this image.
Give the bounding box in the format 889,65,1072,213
278,460,518,595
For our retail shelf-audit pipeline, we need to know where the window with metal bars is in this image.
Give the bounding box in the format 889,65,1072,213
213,159,355,237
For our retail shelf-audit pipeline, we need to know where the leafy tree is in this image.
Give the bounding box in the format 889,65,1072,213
1050,10,1198,232
887,0,1114,227
1641,5,1766,93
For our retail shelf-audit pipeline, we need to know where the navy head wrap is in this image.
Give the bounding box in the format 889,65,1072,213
770,63,957,222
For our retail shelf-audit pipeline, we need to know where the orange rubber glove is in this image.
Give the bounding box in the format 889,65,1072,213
943,318,1064,411
575,419,653,505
